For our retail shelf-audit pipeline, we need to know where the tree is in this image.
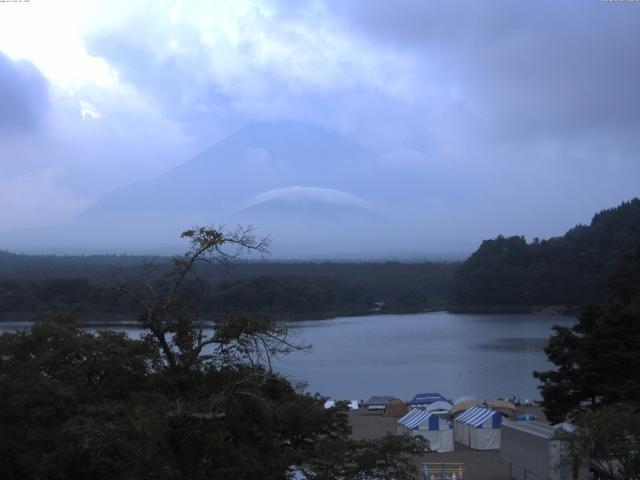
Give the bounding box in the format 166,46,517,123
0,226,423,479
534,248,640,423
557,404,640,480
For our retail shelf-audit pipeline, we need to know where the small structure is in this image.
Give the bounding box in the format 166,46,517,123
397,409,454,453
366,396,395,411
453,395,476,405
383,399,408,417
407,393,448,407
488,399,517,417
501,420,589,480
454,406,502,450
515,413,536,421
422,463,465,480
452,399,483,416
323,400,335,409
426,400,453,414
323,400,359,410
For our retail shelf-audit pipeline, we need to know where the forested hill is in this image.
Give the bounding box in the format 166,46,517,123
449,198,640,309
0,253,458,320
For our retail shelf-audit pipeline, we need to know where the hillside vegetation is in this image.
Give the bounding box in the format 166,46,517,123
0,254,457,321
449,198,640,309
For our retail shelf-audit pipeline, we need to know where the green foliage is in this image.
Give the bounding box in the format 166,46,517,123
450,198,640,307
534,248,640,422
204,276,374,315
558,404,640,480
299,434,425,480
0,226,422,479
0,258,456,320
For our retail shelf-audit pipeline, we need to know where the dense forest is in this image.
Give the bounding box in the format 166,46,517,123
449,198,640,309
0,252,457,321
0,227,424,479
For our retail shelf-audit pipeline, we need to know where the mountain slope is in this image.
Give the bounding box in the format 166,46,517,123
0,122,393,255
449,198,640,308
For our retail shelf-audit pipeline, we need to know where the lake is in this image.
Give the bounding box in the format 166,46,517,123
0,312,574,403
277,312,575,402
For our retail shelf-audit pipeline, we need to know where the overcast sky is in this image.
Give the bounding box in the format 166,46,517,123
1,0,639,250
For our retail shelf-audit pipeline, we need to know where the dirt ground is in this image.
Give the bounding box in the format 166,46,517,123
347,408,543,480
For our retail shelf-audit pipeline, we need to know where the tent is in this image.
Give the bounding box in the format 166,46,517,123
487,399,516,417
383,399,408,417
367,396,395,410
407,393,448,407
426,400,453,413
515,413,536,421
324,400,359,410
452,395,476,405
397,409,454,453
451,399,483,416
454,406,501,450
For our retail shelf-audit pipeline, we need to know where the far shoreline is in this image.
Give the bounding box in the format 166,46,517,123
0,304,579,330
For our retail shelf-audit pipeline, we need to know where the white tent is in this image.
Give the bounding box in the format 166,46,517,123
425,400,453,413
396,409,454,453
324,400,359,410
454,406,501,450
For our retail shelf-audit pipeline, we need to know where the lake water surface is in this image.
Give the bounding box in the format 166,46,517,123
276,312,575,402
0,312,574,403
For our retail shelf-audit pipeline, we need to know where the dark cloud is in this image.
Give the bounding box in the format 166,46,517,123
0,52,49,133
332,0,640,139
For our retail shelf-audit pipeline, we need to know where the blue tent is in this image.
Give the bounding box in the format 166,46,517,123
516,413,536,421
396,409,454,452
454,406,502,450
407,393,447,406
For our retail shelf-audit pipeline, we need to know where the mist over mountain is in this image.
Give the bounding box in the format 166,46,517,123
0,122,458,258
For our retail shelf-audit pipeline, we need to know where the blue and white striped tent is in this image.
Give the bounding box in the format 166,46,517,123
454,406,502,450
397,409,454,452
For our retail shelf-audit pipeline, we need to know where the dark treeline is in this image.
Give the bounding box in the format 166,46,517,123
450,198,640,309
0,253,458,320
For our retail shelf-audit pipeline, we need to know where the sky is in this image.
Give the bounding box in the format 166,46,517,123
0,0,639,255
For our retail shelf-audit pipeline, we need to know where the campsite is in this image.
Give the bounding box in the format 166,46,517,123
327,393,586,480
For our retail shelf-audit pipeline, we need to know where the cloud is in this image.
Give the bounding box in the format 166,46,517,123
0,52,49,133
0,169,92,232
333,1,640,139
0,1,639,255
248,186,376,210
379,148,430,170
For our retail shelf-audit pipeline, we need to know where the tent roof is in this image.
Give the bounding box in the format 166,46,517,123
456,406,500,427
451,399,483,415
398,409,435,430
407,393,447,405
367,396,395,405
487,399,516,411
453,395,476,405
426,400,453,412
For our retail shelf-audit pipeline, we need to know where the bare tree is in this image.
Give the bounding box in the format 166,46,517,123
113,225,277,370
